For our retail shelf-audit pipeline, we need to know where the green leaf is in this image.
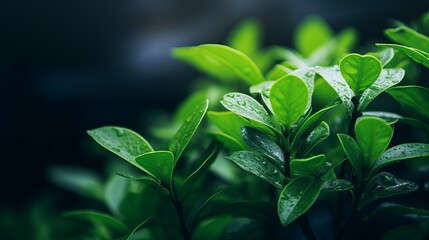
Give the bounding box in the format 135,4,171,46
187,190,225,230
386,86,429,121
337,134,363,179
385,26,429,52
355,117,393,166
207,111,249,150
291,101,339,147
270,75,309,129
295,121,330,158
339,54,382,95
87,126,153,170
294,16,333,57
135,151,174,184
290,68,315,112
290,154,326,177
249,81,274,94
173,44,264,85
359,172,418,210
368,48,395,67
47,166,103,200
126,217,153,240
270,46,308,68
63,210,128,235
370,143,429,174
376,43,429,68
278,176,324,226
180,142,220,199
169,99,209,162
241,126,285,172
221,93,275,130
227,18,261,57
315,66,355,115
104,175,129,216
363,111,429,135
381,220,429,240
210,132,246,151
322,179,354,192
363,202,429,221
227,151,286,188
265,64,291,80
357,68,405,111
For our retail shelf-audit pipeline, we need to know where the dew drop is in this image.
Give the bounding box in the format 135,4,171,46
115,128,125,137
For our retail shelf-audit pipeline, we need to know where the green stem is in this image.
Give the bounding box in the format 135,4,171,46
169,186,191,240
299,213,317,240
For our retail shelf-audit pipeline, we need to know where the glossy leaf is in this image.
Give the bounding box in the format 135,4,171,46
221,93,275,129
270,75,309,128
173,44,264,85
359,172,418,210
386,86,429,121
210,132,246,151
249,81,274,94
385,26,429,52
355,117,393,166
296,121,330,158
357,68,405,111
227,18,261,57
323,179,354,192
227,151,286,188
261,88,274,114
315,66,355,115
241,126,285,171
180,142,220,199
376,43,429,68
337,134,363,179
278,176,324,226
291,101,339,147
363,111,429,135
169,99,209,162
294,16,333,57
290,68,315,111
370,143,429,174
207,111,248,150
265,64,291,80
87,126,153,170
339,54,382,95
290,154,326,177
368,48,395,67
135,151,174,184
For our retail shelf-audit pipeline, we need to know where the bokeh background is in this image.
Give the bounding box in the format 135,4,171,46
1,0,429,238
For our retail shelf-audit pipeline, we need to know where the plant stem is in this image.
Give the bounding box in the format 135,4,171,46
299,213,317,240
169,185,191,240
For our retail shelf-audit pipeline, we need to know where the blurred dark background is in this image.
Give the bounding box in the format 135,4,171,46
1,0,428,214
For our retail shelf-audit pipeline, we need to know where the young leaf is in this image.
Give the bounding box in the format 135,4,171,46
290,154,326,177
227,18,261,57
173,44,264,85
180,142,220,199
357,68,405,111
270,75,309,129
291,101,339,147
290,68,315,112
278,176,324,227
359,172,418,210
370,143,429,174
337,134,363,179
386,86,429,121
169,99,209,162
241,126,285,171
294,16,333,57
135,151,174,184
355,117,393,166
315,66,354,115
323,179,354,192
339,54,382,95
295,121,330,158
226,151,286,188
221,93,275,129
207,111,249,150
376,43,429,68
87,126,154,170
385,26,429,52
